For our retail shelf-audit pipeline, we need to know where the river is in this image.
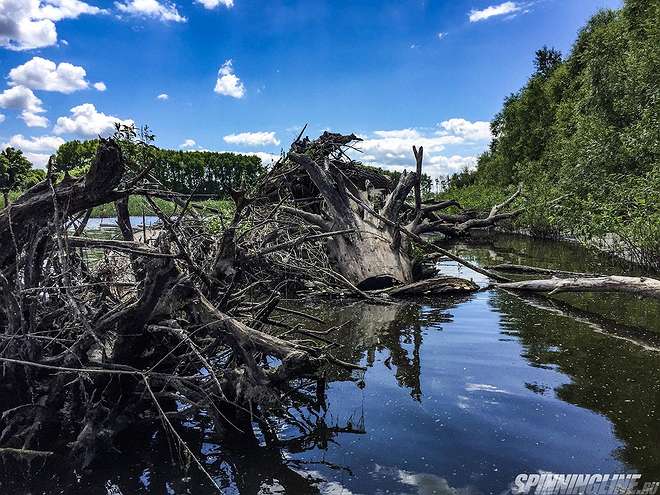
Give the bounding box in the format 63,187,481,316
11,234,660,494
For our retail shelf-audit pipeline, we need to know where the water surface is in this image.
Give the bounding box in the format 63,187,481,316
7,235,660,494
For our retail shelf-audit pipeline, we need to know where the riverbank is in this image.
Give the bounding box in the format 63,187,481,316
437,176,660,271
437,2,659,271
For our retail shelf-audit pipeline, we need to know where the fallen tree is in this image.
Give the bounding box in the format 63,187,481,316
0,129,371,490
496,275,660,300
264,132,522,289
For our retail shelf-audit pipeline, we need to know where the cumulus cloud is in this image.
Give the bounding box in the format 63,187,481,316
179,138,195,148
214,60,245,99
157,93,169,100
3,133,64,153
2,133,65,167
21,111,49,127
240,151,279,165
357,128,461,159
0,0,104,51
439,118,491,141
8,57,91,93
469,1,520,22
0,85,48,127
427,154,478,172
223,131,279,146
54,103,133,136
346,120,491,179
115,0,186,23
195,0,233,9
93,81,106,91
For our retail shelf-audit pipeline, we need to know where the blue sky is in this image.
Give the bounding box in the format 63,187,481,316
1,0,621,178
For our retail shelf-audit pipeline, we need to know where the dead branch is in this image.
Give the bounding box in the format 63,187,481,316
496,275,660,299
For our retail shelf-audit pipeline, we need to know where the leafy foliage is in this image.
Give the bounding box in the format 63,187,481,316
0,147,34,206
50,126,267,197
442,0,660,268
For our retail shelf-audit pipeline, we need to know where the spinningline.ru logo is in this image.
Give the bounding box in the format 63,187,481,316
512,473,660,495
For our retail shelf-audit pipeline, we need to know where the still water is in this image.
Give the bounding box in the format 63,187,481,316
8,235,660,494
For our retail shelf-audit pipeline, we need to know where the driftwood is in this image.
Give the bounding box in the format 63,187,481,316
414,186,522,236
378,276,479,297
0,139,124,268
487,263,601,277
496,275,660,300
3,126,646,491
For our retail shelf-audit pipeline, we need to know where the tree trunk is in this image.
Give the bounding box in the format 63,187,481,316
496,275,660,300
0,139,124,269
326,216,413,289
284,144,418,289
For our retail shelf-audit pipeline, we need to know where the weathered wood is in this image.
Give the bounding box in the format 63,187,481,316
285,139,418,287
67,236,179,258
0,139,124,268
381,276,479,297
487,263,601,277
496,275,660,299
413,186,522,237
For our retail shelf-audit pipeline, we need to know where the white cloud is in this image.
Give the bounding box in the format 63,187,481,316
1,133,65,167
8,57,90,93
0,86,31,112
346,120,490,179
21,111,49,127
93,81,106,91
157,93,169,100
115,0,186,23
373,129,421,140
469,2,520,22
54,103,133,136
357,129,460,159
38,0,105,21
0,85,48,127
3,133,64,153
0,114,5,123
214,60,245,99
428,154,478,172
240,151,279,165
179,138,195,148
438,118,491,141
0,0,104,51
195,0,233,9
223,131,279,146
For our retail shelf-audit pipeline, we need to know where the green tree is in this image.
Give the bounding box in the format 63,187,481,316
0,147,33,206
53,140,98,176
533,46,562,78
442,0,660,267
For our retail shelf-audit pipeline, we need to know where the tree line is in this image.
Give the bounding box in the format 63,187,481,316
442,0,659,268
2,128,432,207
0,136,268,206
53,136,267,196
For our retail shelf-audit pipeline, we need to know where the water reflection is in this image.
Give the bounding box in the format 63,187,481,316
283,235,660,493
3,235,660,494
489,290,660,479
